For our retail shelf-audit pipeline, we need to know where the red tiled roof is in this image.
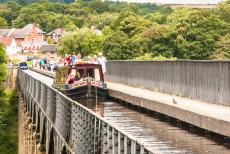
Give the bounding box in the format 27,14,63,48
0,37,13,46
0,24,45,39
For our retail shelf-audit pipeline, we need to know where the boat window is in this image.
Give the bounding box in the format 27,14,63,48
77,69,84,78
87,68,94,79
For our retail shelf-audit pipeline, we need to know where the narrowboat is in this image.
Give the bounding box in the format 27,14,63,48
52,63,107,100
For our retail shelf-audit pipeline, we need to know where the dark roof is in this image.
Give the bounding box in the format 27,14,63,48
40,44,57,52
47,28,67,36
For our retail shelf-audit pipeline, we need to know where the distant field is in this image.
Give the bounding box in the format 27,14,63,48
158,4,217,9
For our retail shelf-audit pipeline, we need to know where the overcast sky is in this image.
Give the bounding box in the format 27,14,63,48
108,0,223,4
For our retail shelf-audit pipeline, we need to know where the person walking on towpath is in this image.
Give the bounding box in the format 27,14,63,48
39,58,45,70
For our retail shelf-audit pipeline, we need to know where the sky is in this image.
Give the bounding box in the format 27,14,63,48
107,0,224,4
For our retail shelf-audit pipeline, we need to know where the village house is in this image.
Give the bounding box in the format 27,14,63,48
0,23,47,56
47,28,67,44
40,44,57,59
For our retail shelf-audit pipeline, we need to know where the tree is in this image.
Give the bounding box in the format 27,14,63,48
88,0,109,13
172,10,230,59
47,37,53,44
102,31,140,60
58,28,103,56
141,24,176,58
210,34,230,60
0,43,6,93
111,11,152,37
145,12,167,24
84,13,119,30
45,14,77,32
0,17,8,28
58,31,83,55
81,32,104,56
218,0,230,22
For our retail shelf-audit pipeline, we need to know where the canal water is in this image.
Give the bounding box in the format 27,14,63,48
78,98,230,154
24,69,230,153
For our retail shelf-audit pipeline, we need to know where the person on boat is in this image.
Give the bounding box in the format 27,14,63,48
74,54,83,64
87,56,93,63
70,52,76,65
97,52,106,75
65,54,71,66
65,69,76,89
92,55,98,64
75,71,82,81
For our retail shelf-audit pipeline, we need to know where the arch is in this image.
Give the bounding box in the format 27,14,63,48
48,129,55,154
32,103,36,124
41,118,46,145
61,146,68,154
36,110,40,133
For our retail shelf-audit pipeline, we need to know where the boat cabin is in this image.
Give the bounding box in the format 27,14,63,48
53,63,107,99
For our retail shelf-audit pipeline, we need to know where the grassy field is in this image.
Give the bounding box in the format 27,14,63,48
0,89,18,154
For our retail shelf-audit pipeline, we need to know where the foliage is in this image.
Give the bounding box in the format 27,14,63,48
173,10,230,59
1,0,230,60
102,30,140,60
141,24,176,58
134,53,177,60
0,16,7,27
145,12,167,24
47,36,53,44
84,13,119,30
0,44,6,81
218,0,230,22
210,34,230,60
0,44,17,154
0,89,18,154
58,28,103,56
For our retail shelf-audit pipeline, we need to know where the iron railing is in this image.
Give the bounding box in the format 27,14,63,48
18,69,155,154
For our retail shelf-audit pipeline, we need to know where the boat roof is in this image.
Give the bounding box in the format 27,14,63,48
70,63,102,69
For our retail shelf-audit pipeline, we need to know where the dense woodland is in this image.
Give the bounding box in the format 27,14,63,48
0,44,17,154
1,0,230,60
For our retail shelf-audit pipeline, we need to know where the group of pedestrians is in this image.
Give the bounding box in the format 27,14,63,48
64,52,106,74
33,57,62,72
33,52,107,74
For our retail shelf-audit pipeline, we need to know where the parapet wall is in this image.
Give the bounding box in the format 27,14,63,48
106,60,230,106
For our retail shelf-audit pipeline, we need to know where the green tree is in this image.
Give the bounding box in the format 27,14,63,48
111,11,152,37
84,13,119,30
173,10,230,59
0,17,8,27
58,31,83,55
141,24,176,58
88,0,109,13
145,12,167,24
58,28,103,56
102,31,140,60
218,0,230,22
81,32,104,56
210,34,230,60
0,43,6,98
